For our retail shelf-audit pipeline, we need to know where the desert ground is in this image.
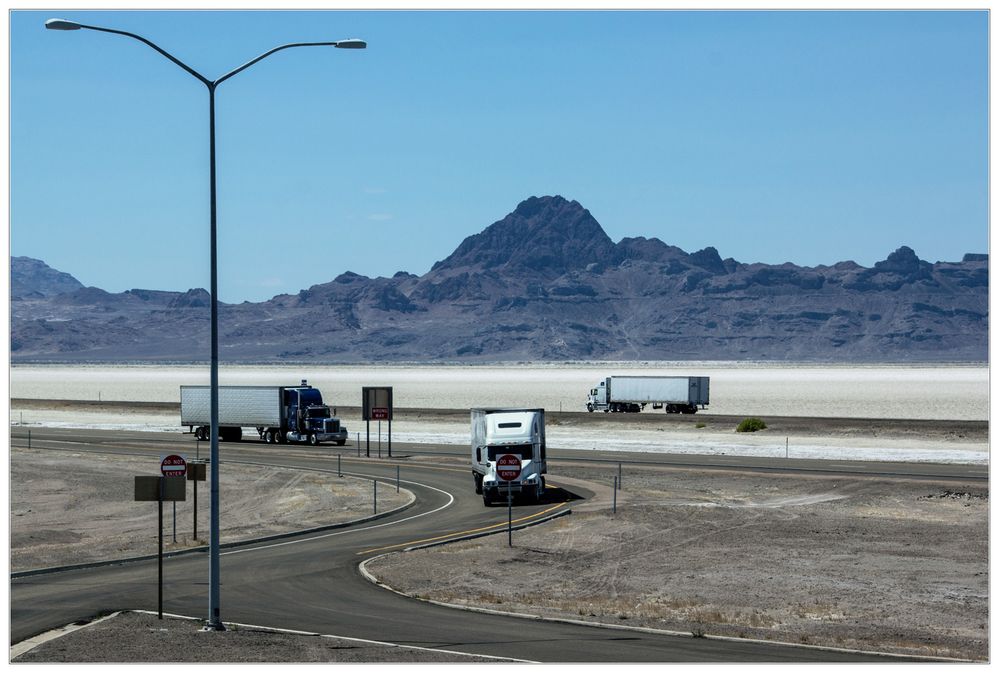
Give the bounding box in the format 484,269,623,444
11,446,410,572
368,458,988,661
9,401,989,662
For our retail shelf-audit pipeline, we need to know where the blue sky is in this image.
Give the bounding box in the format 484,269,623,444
10,9,988,303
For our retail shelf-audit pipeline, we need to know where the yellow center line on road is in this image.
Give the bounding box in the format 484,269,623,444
358,500,570,555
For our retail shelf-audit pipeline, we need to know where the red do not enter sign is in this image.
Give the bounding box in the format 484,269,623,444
161,454,187,478
496,454,522,481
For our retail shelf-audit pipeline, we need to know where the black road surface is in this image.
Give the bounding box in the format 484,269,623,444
12,427,981,662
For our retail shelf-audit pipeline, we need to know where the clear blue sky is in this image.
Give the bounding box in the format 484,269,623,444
10,9,988,303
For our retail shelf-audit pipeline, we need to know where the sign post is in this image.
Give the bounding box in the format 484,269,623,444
135,476,186,619
188,461,207,540
362,387,393,458
496,454,522,547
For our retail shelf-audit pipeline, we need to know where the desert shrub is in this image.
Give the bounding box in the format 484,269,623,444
736,417,767,433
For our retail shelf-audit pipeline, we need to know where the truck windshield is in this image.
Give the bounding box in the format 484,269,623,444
306,407,330,418
487,445,533,461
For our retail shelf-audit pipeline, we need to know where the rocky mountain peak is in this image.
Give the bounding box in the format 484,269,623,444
11,256,84,298
430,195,617,277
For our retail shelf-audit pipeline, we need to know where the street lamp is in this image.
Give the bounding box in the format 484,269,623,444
45,17,365,632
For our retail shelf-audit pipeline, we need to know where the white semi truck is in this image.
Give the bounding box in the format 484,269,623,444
181,381,348,445
586,375,710,414
470,408,547,506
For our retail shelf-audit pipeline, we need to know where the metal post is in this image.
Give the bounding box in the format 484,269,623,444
366,420,370,458
388,418,392,458
786,437,789,459
618,462,622,490
173,501,177,543
507,488,513,547
158,478,164,620
613,476,618,514
373,480,378,514
206,82,224,633
193,477,198,541
27,430,30,449
378,420,381,458
396,465,400,493
357,433,360,457
338,453,342,478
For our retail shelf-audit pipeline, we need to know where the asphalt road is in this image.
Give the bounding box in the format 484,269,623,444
11,427,979,662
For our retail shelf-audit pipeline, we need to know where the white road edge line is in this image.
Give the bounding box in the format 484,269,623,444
11,610,534,663
222,472,454,556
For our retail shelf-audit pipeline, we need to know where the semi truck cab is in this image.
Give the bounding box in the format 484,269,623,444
470,408,547,505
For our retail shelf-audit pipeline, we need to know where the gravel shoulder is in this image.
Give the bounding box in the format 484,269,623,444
366,463,989,661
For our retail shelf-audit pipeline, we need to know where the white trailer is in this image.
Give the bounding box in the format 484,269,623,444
470,408,546,505
181,382,348,445
586,376,710,414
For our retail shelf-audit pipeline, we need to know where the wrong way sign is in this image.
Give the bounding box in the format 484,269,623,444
161,454,187,478
496,454,522,481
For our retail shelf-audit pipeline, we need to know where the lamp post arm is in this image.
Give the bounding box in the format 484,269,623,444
213,41,340,87
73,23,212,87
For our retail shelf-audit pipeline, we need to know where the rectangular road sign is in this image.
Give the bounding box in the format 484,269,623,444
135,476,186,502
187,462,207,482
362,386,393,421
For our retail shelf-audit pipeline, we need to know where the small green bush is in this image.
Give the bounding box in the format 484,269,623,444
736,417,767,433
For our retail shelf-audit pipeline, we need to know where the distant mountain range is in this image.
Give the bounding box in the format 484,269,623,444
10,195,989,363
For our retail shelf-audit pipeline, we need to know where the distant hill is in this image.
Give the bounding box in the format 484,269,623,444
11,256,84,298
10,196,989,362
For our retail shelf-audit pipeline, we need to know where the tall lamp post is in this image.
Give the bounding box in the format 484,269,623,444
45,17,365,631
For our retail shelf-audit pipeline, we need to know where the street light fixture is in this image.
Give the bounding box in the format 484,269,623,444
45,16,365,632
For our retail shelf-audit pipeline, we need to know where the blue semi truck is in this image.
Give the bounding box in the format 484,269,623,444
181,380,348,446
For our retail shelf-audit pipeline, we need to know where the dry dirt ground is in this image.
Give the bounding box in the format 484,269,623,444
12,611,506,663
10,447,410,572
367,461,989,661
8,417,989,663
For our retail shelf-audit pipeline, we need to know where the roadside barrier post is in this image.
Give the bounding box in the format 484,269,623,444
357,434,360,458
374,480,378,514
613,476,618,514
508,488,513,547
618,463,622,490
338,454,342,478
396,465,400,493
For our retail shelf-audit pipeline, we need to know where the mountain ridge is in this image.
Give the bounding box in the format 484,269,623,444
10,195,989,363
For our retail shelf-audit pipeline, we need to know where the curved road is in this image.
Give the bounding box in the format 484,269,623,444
13,427,977,662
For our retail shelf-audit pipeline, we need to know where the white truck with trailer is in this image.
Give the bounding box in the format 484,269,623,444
181,380,348,445
470,408,547,506
586,375,710,414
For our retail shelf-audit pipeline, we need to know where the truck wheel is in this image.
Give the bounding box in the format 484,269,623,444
586,404,593,412
308,433,319,446
264,430,273,444
273,430,284,444
474,474,483,495
336,440,346,446
482,493,491,506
